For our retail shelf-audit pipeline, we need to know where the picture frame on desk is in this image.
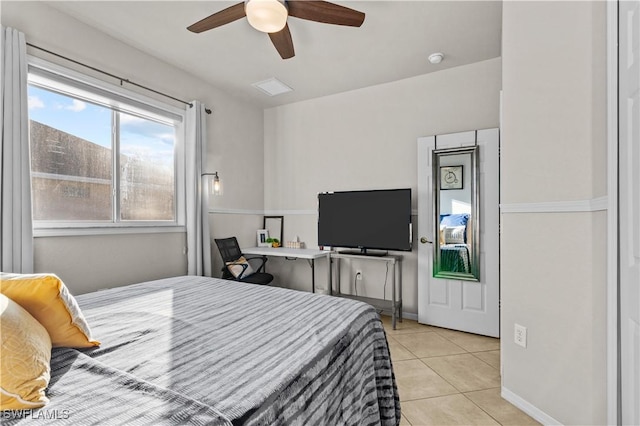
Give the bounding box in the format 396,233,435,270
257,229,271,247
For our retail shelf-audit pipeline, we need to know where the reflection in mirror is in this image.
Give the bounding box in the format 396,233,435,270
433,146,479,281
263,216,284,246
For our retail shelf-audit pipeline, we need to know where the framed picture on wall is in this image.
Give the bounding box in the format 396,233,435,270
440,165,463,190
257,229,270,247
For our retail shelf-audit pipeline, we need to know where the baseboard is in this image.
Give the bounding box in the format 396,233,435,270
379,311,418,321
501,386,563,425
401,311,418,321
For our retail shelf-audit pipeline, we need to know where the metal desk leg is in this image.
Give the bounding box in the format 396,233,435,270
398,258,403,323
327,254,332,295
391,259,396,330
311,259,315,293
336,256,341,295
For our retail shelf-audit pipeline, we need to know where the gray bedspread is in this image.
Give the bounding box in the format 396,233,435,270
6,276,400,425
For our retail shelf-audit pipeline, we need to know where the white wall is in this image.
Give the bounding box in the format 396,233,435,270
263,58,501,314
439,153,472,215
1,1,265,294
501,1,607,424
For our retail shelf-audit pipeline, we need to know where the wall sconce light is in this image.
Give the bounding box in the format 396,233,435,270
202,172,222,196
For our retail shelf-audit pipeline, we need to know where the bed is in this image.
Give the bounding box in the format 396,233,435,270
438,213,472,273
439,244,471,273
3,275,400,425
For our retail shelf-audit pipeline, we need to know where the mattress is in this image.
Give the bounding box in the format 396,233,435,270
5,276,400,425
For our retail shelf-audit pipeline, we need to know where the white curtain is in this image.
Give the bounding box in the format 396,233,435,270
185,101,212,276
1,27,33,273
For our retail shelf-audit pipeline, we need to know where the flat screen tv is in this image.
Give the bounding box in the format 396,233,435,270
317,188,412,254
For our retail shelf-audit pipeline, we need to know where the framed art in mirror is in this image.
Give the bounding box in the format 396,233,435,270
440,165,463,190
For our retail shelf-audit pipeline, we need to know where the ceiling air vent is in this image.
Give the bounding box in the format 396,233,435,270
251,77,293,97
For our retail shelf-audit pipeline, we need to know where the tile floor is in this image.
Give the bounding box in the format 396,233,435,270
380,315,540,426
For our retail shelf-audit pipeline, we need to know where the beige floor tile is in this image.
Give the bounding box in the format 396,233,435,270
393,359,458,401
381,315,439,335
473,350,500,369
402,394,500,426
421,354,500,392
393,331,467,358
387,336,417,361
464,388,540,425
433,328,500,352
400,414,412,425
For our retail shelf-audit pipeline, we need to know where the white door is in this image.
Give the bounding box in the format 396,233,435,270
619,1,640,423
417,129,499,337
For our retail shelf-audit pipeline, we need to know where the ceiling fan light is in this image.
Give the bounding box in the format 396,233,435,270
245,0,288,33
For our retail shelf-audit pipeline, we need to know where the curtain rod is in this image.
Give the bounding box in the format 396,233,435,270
26,42,212,114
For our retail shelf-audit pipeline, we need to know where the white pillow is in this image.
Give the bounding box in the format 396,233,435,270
443,226,466,244
226,256,255,279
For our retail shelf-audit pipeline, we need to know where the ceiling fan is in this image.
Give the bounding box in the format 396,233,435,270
187,0,365,60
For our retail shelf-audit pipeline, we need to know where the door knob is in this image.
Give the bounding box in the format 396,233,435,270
420,237,432,244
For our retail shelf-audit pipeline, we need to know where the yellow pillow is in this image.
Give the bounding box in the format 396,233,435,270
0,273,99,348
0,294,51,410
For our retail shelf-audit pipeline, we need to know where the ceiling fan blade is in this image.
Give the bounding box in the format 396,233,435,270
287,1,365,27
269,23,295,59
187,2,246,33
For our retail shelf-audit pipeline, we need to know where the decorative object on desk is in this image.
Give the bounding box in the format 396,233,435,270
286,235,304,249
257,229,271,247
263,216,284,245
202,172,222,195
266,238,280,248
286,240,305,249
440,165,463,190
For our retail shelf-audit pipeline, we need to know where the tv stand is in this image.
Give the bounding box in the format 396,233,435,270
330,252,403,329
339,249,388,257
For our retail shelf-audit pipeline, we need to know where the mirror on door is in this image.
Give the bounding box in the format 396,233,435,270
433,146,480,281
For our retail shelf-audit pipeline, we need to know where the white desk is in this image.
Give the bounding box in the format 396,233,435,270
241,247,331,293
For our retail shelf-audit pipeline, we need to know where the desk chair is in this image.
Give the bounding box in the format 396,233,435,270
214,237,274,285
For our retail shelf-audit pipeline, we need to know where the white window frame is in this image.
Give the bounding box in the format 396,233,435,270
27,57,186,237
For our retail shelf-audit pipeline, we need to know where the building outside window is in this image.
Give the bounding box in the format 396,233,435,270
27,59,185,232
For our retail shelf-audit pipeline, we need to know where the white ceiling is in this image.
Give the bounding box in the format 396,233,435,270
45,1,502,108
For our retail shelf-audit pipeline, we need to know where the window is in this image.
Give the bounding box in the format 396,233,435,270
27,59,185,232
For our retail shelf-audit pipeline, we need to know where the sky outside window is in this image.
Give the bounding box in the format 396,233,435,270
28,85,112,147
28,85,176,166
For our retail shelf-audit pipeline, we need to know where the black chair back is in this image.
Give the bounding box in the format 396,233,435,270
215,237,243,263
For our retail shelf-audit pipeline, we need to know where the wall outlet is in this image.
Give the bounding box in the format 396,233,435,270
355,270,363,280
514,324,527,348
